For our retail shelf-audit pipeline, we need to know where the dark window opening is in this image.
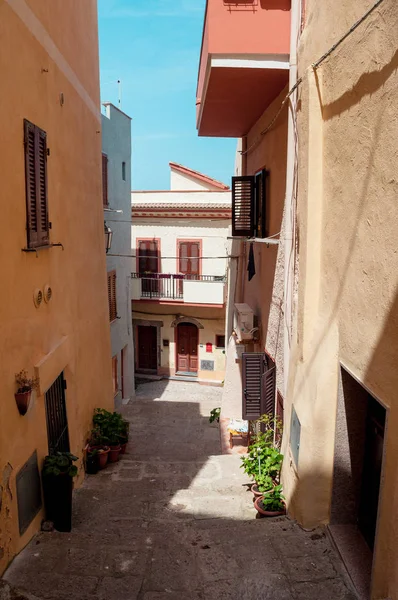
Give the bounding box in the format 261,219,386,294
215,335,226,348
232,169,269,238
122,161,126,181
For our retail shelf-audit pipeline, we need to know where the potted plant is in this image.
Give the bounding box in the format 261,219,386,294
251,473,274,497
85,448,99,475
42,452,78,531
88,427,110,469
254,484,286,517
209,407,221,424
14,370,39,415
119,418,129,454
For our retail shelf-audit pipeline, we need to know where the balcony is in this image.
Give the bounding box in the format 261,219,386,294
131,273,226,306
196,0,291,137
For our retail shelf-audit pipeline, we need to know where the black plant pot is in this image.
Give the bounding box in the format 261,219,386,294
42,473,73,532
86,454,99,475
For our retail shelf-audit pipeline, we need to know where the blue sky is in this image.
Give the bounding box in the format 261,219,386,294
98,0,236,190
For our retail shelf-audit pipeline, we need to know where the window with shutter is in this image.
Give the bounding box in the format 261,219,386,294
107,270,117,322
232,176,255,237
178,240,200,278
242,352,267,420
242,352,276,421
232,170,268,239
102,153,108,206
24,119,49,248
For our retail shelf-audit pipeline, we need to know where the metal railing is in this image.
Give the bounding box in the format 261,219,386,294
131,272,226,300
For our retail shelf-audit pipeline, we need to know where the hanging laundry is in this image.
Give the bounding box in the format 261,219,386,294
247,242,256,281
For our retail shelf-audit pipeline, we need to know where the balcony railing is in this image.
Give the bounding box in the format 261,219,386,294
131,273,226,304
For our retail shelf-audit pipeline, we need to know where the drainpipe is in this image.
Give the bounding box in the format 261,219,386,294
283,0,300,396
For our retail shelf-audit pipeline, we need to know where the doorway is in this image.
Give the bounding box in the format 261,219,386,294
330,368,386,597
138,325,157,371
176,323,198,374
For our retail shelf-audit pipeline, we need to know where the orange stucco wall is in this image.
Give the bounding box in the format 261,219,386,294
0,0,113,573
197,0,291,104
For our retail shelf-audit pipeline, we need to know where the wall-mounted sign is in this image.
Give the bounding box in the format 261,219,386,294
201,360,214,371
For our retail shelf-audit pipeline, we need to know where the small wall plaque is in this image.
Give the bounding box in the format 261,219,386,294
162,339,169,347
201,360,214,371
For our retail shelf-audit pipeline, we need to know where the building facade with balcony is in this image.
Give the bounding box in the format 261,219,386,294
102,103,135,407
0,0,114,574
197,1,398,598
131,162,231,384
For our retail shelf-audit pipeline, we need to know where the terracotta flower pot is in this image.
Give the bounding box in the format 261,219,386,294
251,483,274,497
98,447,110,469
108,445,121,463
120,442,128,455
15,390,32,415
254,496,286,517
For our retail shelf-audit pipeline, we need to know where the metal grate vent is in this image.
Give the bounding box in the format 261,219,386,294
16,451,42,535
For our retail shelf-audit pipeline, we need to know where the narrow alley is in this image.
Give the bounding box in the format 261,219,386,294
4,381,357,600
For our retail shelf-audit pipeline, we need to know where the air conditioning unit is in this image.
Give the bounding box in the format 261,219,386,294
234,303,254,342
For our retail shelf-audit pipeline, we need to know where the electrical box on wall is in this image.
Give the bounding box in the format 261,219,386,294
234,303,254,341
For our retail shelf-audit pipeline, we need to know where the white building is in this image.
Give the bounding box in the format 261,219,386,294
102,103,134,406
131,162,231,384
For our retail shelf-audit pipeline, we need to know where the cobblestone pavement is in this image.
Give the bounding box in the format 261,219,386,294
4,380,357,600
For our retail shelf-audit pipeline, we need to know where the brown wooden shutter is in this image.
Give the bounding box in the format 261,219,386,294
242,352,267,420
107,270,117,322
24,119,49,248
261,366,276,418
232,176,255,237
102,153,108,206
112,271,117,320
37,128,49,245
255,169,267,239
24,120,39,247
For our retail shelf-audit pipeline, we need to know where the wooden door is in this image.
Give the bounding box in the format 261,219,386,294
177,324,198,374
358,397,385,550
138,326,157,371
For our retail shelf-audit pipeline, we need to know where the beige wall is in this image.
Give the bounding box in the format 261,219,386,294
0,0,113,573
281,1,398,597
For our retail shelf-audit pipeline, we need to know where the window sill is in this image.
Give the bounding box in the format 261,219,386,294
21,243,64,256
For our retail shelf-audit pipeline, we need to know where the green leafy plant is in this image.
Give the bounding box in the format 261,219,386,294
89,426,109,447
240,430,283,484
259,484,285,512
256,472,274,494
92,408,129,446
15,369,39,393
42,452,78,477
209,407,221,423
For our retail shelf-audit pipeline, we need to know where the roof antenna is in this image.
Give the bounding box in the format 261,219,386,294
117,79,122,109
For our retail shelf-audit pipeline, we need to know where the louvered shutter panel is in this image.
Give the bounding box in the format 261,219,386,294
111,271,117,320
24,120,39,247
232,176,255,237
107,272,112,321
255,169,267,239
37,128,49,245
261,366,276,418
242,352,267,420
102,153,108,206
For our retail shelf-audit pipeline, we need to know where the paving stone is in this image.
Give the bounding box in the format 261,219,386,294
97,575,142,600
3,381,358,600
295,579,358,599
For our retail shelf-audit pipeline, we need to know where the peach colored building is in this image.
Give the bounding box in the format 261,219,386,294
0,0,113,573
197,1,398,598
131,163,230,384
